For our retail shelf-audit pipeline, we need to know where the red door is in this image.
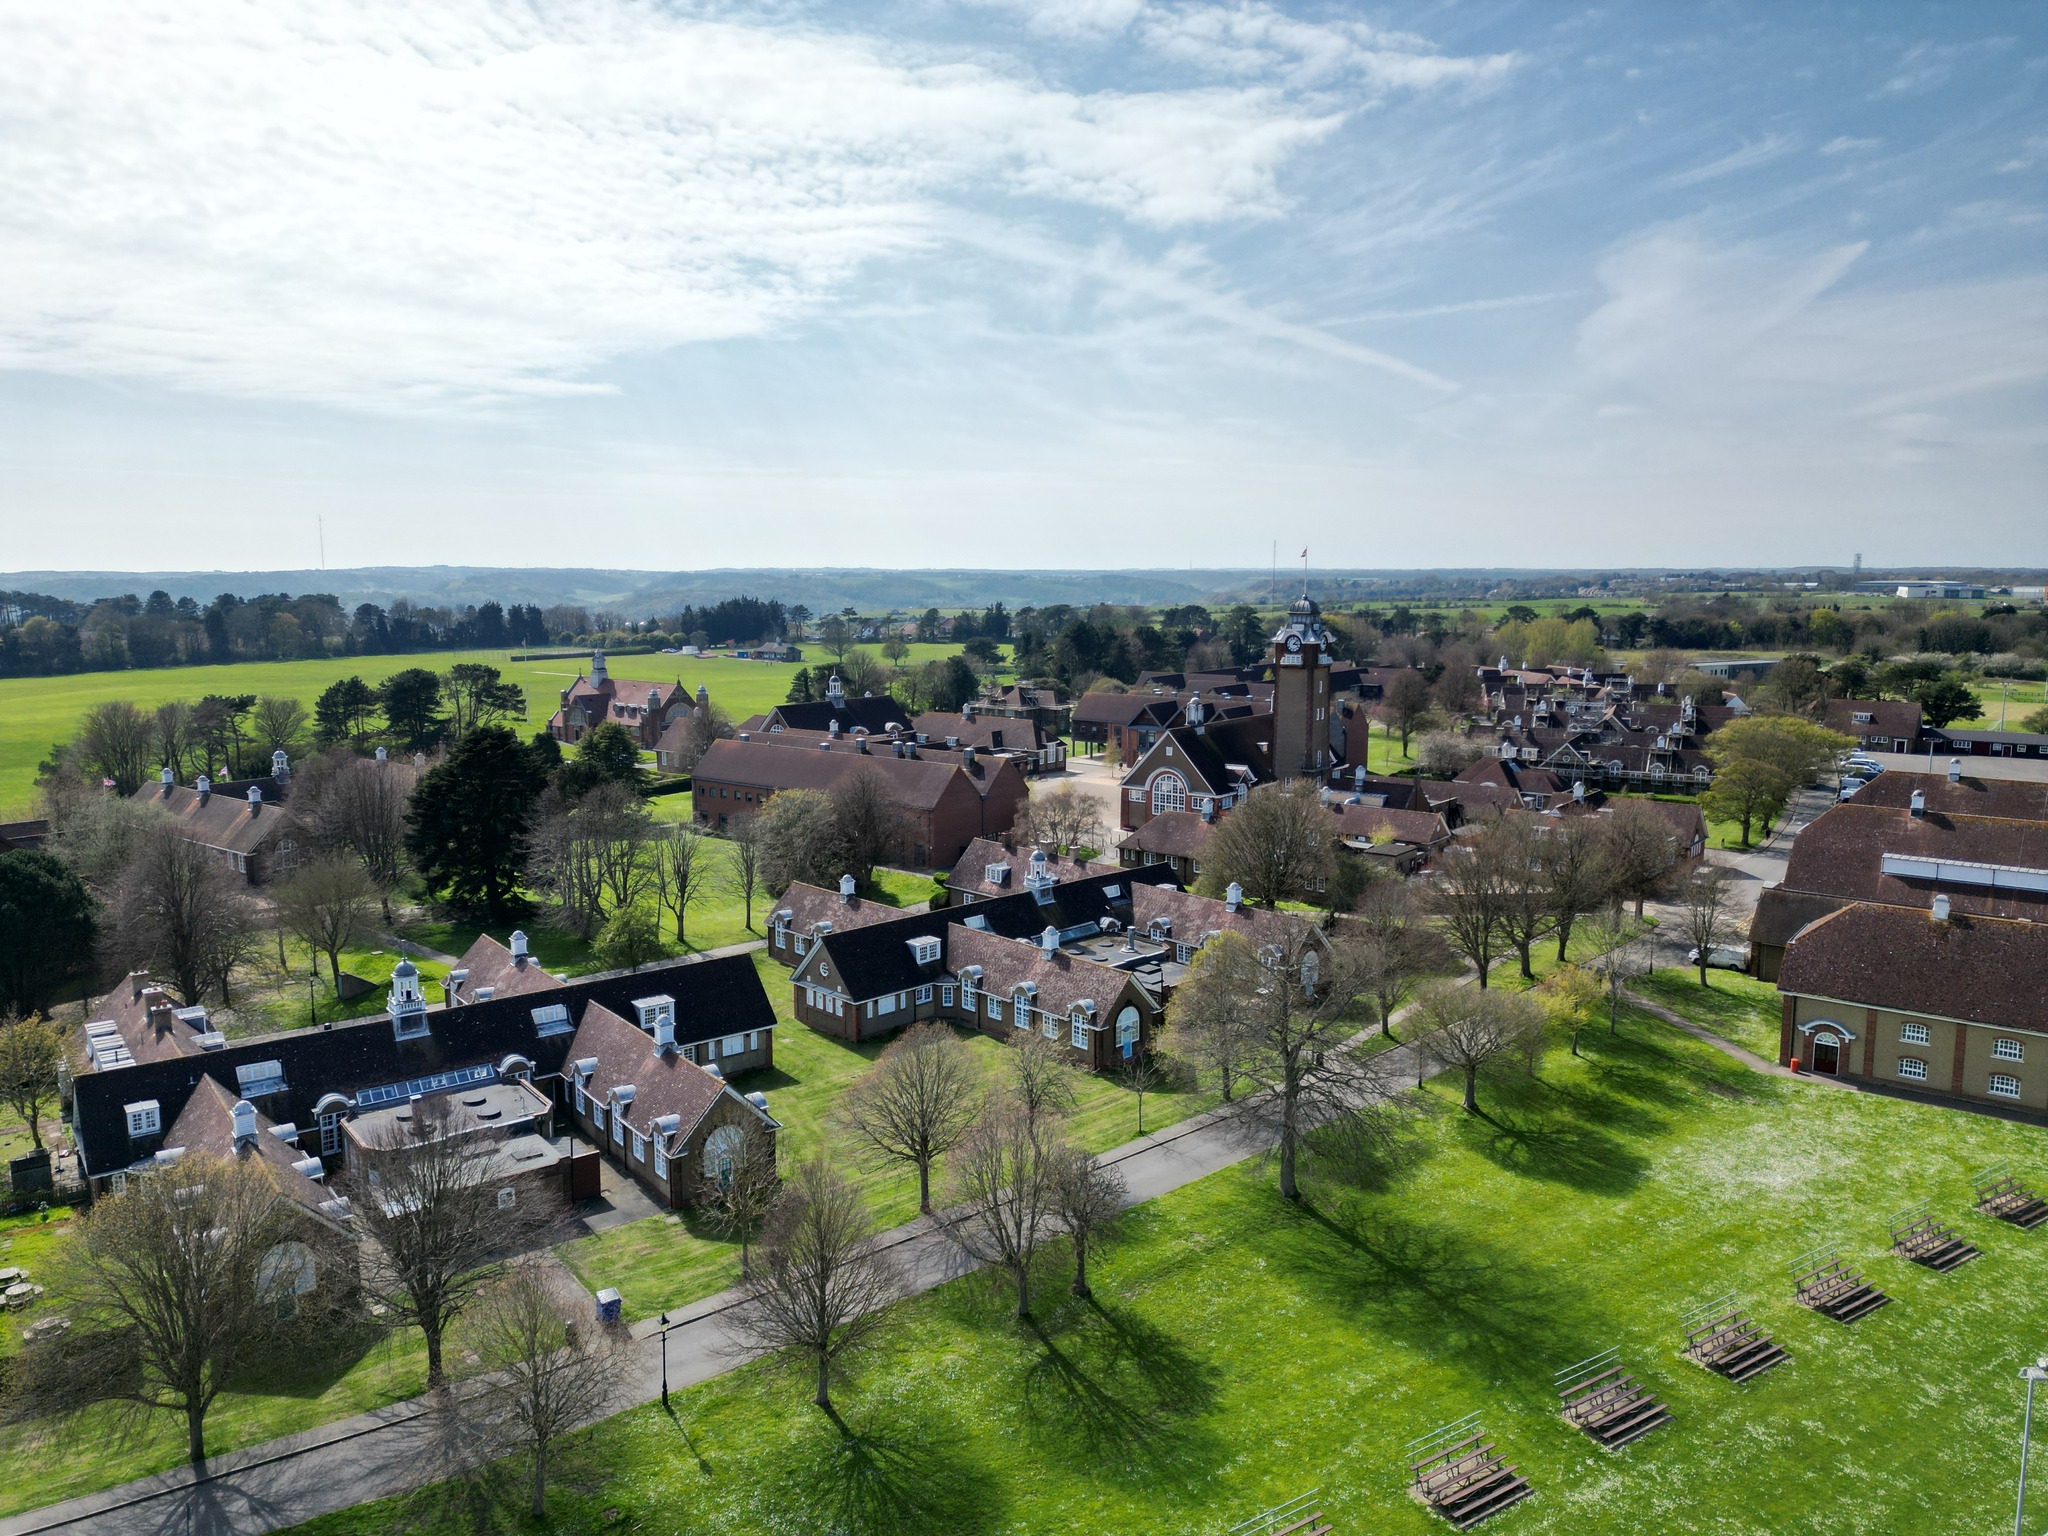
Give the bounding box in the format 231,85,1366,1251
1810,1036,1841,1076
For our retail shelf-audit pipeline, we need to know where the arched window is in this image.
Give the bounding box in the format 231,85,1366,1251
257,1241,317,1320
1115,1006,1141,1054
705,1124,744,1185
1150,772,1188,815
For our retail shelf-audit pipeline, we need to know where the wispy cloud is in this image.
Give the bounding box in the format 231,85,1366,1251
1655,134,1797,189
1819,135,1881,155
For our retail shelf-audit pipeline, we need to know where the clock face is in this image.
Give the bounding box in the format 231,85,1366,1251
1285,634,1303,653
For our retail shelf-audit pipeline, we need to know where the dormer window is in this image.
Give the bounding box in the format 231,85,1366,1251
125,1100,162,1138
984,864,1011,885
633,995,676,1032
1853,711,1873,725
908,935,942,966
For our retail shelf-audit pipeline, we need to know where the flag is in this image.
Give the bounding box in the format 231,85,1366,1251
102,778,116,789
1299,548,1308,559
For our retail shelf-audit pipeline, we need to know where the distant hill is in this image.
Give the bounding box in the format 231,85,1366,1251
7,565,2044,614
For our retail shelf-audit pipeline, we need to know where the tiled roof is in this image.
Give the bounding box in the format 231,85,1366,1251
1748,886,1852,950
164,1076,333,1217
1127,717,1275,798
1852,772,2048,822
449,934,566,1002
567,1002,751,1144
773,880,920,936
1778,903,2048,1033
947,838,1103,899
1323,801,1452,848
911,713,1050,753
943,926,1139,1021
694,737,1006,811
72,952,774,1180
1824,698,1923,738
1119,811,1214,859
130,779,291,858
1129,883,1323,953
1774,803,2048,921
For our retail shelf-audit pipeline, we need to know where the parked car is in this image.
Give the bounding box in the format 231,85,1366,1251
1688,944,1748,971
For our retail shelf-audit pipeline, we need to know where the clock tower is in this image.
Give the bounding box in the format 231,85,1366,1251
1269,587,1334,779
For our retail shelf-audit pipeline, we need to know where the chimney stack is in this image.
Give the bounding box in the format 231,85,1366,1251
196,773,212,804
1910,789,1926,818
247,784,262,814
963,745,977,769
1225,882,1243,913
1932,893,1951,922
1041,926,1060,957
272,748,291,782
510,929,529,962
1948,757,1962,783
839,873,856,903
655,1016,676,1053
231,1099,259,1147
160,766,175,796
375,746,388,762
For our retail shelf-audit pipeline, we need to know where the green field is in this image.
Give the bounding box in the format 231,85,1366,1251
284,1009,2048,1536
0,642,987,820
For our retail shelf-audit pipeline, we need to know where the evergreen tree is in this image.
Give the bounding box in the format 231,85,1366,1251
380,667,445,748
0,850,97,1014
315,676,379,745
556,722,643,800
406,725,548,917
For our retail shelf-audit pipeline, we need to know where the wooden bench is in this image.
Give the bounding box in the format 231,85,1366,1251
1976,1173,2048,1230
1890,1211,1981,1273
1683,1307,1788,1382
1558,1362,1672,1449
1791,1256,1890,1324
1408,1422,1534,1530
1227,1489,1331,1536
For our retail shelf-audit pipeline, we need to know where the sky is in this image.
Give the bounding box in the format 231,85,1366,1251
1,0,2043,573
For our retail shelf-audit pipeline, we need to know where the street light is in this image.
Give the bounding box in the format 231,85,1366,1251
2018,1356,2048,1536
659,1311,670,1409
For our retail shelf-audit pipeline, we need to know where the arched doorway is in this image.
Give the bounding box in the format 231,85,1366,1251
1809,1032,1842,1076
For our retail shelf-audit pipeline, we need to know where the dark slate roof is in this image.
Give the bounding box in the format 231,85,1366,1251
767,694,915,735
1937,729,2048,749
72,952,774,1181
1851,771,2048,822
1778,903,2048,1033
1127,717,1275,798
799,864,1177,1000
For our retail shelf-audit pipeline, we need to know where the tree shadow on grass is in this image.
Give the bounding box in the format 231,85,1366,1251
1015,1303,1222,1471
1278,1199,1603,1389
766,1400,1005,1536
1463,1101,1652,1195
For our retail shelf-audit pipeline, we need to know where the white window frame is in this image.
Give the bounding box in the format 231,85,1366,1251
126,1104,161,1137
1042,1013,1057,1041
1897,1057,1929,1082
1900,1022,1930,1045
723,1033,747,1055
916,985,933,1004
987,996,1003,1022
1994,1038,2024,1063
632,1131,645,1163
592,1101,605,1130
1071,1015,1089,1050
1149,772,1188,815
942,984,956,1007
1990,1073,2022,1099
612,1110,626,1145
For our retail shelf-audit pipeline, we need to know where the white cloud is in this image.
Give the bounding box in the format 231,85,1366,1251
1135,3,1514,91
1655,134,1797,189
0,0,1367,410
1819,135,1881,155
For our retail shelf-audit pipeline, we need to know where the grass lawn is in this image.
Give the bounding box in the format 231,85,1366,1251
283,1009,2048,1536
0,642,993,820
1634,966,1784,1058
556,953,1214,1323
1966,677,2047,727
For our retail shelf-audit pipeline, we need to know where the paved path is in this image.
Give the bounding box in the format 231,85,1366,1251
0,1048,1417,1536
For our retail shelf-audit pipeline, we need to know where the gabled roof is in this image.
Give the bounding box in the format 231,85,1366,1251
567,1003,765,1144
72,953,775,1180
1323,801,1453,849
129,779,290,858
1129,883,1327,955
449,934,566,1002
944,926,1145,1020
163,1076,335,1220
694,737,997,811
766,694,915,735
1775,803,2048,922
947,838,1103,900
911,713,1050,753
1119,810,1214,859
1126,717,1275,798
1851,771,2048,823
1778,903,2048,1034
796,865,1177,1000
1824,698,1924,737
772,880,919,936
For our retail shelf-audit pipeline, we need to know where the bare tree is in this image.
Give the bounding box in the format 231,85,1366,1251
1165,929,1403,1202
727,1157,899,1410
1682,864,1737,986
1413,729,1486,779
76,700,158,796
343,1114,564,1388
1015,786,1105,856
646,824,712,945
47,794,164,892
297,750,414,918
1538,963,1604,1058
1048,1143,1126,1299
699,1116,782,1274
250,695,311,762
752,788,844,895
1197,779,1332,908
1006,1028,1078,1132
1348,878,1453,1037
459,1258,623,1518
663,700,735,777
1115,1049,1176,1136
1487,815,1550,982
1578,903,1650,1036
105,824,259,1005
0,1013,67,1151
835,647,887,697
273,855,377,991
727,814,763,931
1602,799,1682,918
152,701,198,782
1412,981,1545,1114
1164,940,1255,1102
37,1154,315,1463
838,1023,981,1215
1542,814,1613,962
1374,669,1436,754
829,764,904,886
1422,829,1508,988
947,1101,1061,1319
527,783,652,939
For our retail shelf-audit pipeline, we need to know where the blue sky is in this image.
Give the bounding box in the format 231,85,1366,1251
1,0,2041,572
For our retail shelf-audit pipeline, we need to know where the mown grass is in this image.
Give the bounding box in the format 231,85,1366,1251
1635,966,1784,1058
556,952,1216,1322
283,1010,2048,1536
0,641,994,819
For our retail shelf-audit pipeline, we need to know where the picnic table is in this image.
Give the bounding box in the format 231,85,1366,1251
0,1266,24,1285
3,1281,43,1309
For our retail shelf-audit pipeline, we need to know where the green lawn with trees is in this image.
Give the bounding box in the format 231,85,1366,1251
283,1012,2048,1536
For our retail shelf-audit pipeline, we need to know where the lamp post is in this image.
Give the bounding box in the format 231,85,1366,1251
2019,1357,2048,1536
659,1312,670,1409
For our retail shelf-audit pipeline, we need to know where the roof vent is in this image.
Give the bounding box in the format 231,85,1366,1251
510,929,529,959
1225,882,1243,912
1932,893,1951,922
1948,757,1962,783
840,873,856,901
1041,926,1060,956
1910,789,1926,818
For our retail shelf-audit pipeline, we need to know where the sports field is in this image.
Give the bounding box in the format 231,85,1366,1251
0,643,978,819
